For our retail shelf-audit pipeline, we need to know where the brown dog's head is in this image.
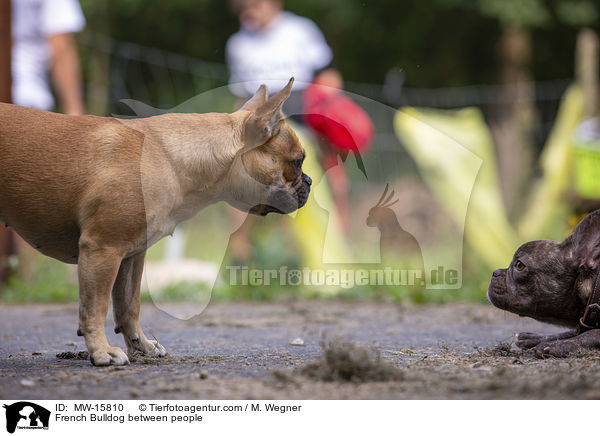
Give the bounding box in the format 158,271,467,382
487,210,600,327
224,78,312,216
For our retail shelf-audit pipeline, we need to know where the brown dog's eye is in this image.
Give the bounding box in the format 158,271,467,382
292,158,304,172
515,260,526,271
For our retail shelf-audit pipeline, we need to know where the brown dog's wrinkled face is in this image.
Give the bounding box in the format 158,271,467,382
225,78,312,216
242,125,311,215
487,211,600,327
487,240,581,326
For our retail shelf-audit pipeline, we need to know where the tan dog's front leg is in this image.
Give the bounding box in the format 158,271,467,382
112,251,166,358
78,240,129,366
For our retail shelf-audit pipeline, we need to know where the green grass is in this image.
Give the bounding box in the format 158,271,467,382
0,229,492,306
0,257,78,303
0,273,490,305
1,272,491,307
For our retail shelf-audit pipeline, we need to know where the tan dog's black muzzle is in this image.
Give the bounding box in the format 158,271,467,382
295,173,312,209
248,173,312,216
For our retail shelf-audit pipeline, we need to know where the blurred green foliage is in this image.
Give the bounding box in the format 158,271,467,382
82,0,600,87
0,257,78,303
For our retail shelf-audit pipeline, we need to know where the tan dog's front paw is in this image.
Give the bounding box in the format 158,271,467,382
90,346,130,366
126,336,167,358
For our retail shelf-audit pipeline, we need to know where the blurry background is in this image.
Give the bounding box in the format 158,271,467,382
1,0,600,306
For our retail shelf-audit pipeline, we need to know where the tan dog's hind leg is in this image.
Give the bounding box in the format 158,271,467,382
112,251,167,358
78,240,129,366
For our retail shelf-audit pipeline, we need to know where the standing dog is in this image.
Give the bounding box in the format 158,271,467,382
488,210,600,357
0,78,311,366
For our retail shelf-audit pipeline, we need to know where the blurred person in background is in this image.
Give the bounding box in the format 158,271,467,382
12,0,86,115
226,0,333,117
226,0,363,262
9,0,86,282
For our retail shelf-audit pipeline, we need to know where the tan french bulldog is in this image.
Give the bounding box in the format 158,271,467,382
0,78,311,366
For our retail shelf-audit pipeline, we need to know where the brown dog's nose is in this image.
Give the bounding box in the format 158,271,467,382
302,173,312,186
492,269,502,277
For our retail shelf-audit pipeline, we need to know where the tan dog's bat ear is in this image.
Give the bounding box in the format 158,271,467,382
243,77,294,148
238,84,268,112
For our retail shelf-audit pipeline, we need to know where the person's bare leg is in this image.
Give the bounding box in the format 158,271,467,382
15,234,37,283
229,208,254,263
324,161,349,234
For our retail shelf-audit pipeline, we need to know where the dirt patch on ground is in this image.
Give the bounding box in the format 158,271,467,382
56,351,89,360
1,301,600,399
297,339,403,382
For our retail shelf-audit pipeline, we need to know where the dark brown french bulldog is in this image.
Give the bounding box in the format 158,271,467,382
487,210,600,358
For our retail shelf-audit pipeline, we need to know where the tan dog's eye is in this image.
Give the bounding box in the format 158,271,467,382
292,157,304,172
515,260,526,271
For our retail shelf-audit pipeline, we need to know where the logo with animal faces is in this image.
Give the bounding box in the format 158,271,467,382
367,184,424,275
2,402,50,433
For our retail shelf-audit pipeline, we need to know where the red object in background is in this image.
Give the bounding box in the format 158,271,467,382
303,82,374,154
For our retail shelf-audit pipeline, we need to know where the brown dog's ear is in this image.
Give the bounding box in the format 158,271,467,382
564,211,600,271
243,77,294,148
238,84,268,112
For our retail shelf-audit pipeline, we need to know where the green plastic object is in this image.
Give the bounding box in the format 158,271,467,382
573,118,600,199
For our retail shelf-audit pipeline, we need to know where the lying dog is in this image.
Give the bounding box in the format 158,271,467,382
488,210,600,358
0,78,311,366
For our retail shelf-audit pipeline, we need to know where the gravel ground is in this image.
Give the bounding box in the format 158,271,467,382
1,301,600,399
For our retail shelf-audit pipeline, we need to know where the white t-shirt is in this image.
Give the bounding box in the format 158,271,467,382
11,0,85,110
226,11,332,97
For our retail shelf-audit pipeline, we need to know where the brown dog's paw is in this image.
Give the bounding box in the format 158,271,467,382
127,337,167,358
517,332,543,340
90,346,130,366
532,340,578,359
145,339,167,357
516,332,545,349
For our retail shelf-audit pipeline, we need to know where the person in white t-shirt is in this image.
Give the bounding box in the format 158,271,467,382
225,0,349,264
226,0,333,116
8,0,86,283
11,0,86,114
